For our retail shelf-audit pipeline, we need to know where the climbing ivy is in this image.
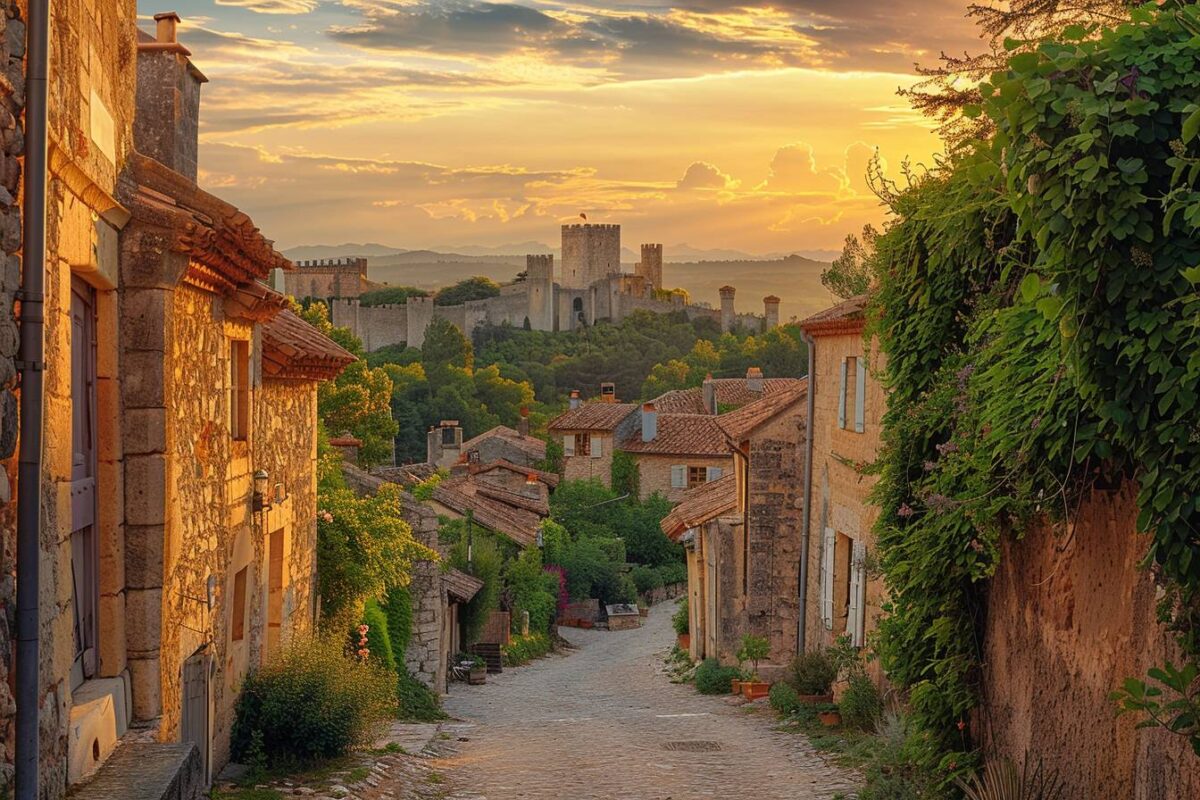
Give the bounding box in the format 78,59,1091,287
869,1,1200,775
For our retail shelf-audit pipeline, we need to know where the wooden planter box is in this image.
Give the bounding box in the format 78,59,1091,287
741,681,770,701
677,633,691,650
468,666,487,685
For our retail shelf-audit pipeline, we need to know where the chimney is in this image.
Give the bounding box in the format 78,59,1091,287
155,11,180,43
518,406,530,438
428,420,462,468
746,367,764,394
569,390,582,410
136,12,208,181
600,382,616,403
702,373,717,415
642,403,657,443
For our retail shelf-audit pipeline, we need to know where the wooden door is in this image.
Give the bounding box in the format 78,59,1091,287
70,278,98,688
181,651,211,783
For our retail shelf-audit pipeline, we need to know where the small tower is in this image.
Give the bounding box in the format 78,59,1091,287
526,254,555,331
763,295,781,330
719,285,736,333
636,244,663,293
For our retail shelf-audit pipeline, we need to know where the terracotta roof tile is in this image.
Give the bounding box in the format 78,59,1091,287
261,310,357,381
373,462,440,487
432,477,541,548
651,389,707,414
444,568,484,603
460,425,547,461
619,414,731,457
718,378,807,443
650,377,805,414
799,294,869,335
470,459,560,488
548,402,638,432
660,474,738,540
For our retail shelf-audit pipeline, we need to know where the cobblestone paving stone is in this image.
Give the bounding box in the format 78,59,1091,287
430,605,862,800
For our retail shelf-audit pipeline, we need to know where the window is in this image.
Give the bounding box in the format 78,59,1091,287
574,433,591,457
838,356,867,433
266,530,285,660
230,340,250,440
442,427,457,446
687,466,708,488
231,566,248,642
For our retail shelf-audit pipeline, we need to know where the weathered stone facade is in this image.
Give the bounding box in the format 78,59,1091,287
636,454,733,504
282,257,373,301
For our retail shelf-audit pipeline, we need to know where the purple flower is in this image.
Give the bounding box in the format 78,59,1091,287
898,503,914,519
935,441,959,456
1030,415,1043,430
926,493,953,512
923,460,936,472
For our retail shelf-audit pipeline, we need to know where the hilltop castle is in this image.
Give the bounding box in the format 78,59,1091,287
280,224,777,350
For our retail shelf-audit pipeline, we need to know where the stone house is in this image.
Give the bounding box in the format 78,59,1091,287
0,10,354,798
661,382,807,676
796,295,884,654
617,404,733,503
426,416,546,470
547,397,640,489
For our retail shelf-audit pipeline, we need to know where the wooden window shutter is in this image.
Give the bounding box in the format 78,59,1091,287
706,466,723,481
671,465,687,488
849,540,867,646
590,435,603,458
837,358,848,430
563,434,575,457
821,527,836,630
854,357,867,433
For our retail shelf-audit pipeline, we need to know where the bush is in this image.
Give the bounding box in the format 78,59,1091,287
448,532,503,645
232,635,396,766
380,584,413,656
841,672,885,731
506,548,559,635
695,658,740,695
672,597,689,636
852,712,946,800
769,682,802,715
631,564,664,594
360,600,396,672
397,667,446,722
655,562,687,586
789,649,836,695
502,633,552,666
737,634,770,680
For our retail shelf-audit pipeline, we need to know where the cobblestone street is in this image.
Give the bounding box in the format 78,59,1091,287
431,604,860,800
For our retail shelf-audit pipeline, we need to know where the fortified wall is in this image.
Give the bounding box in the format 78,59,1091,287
298,224,781,351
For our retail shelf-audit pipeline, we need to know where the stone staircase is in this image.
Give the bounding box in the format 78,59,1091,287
69,743,203,800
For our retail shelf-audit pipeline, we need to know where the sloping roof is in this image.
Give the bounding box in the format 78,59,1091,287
650,377,805,415
373,462,440,487
444,568,484,603
619,414,732,457
470,459,560,488
460,425,546,461
799,294,869,335
475,483,550,516
431,477,541,548
660,474,738,540
548,402,638,432
718,378,807,443
260,310,357,381
651,389,708,415
123,153,291,294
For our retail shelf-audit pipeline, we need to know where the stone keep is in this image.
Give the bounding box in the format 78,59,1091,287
764,295,781,329
561,224,620,289
720,285,737,332
525,254,555,331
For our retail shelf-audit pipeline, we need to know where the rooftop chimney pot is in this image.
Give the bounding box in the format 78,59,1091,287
154,11,181,44
642,402,657,443
569,390,582,411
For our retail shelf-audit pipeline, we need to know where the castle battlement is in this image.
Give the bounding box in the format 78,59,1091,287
561,223,620,231
294,257,368,270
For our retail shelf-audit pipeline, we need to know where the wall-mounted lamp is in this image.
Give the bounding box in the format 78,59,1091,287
252,469,272,513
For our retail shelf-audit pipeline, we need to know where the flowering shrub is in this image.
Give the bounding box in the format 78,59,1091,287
359,601,395,672
232,634,395,766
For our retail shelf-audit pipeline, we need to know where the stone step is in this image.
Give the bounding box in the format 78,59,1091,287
69,743,203,800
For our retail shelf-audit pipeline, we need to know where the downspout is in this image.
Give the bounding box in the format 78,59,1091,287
15,1,50,799
797,331,816,655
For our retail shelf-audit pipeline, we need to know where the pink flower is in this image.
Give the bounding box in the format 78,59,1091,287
358,624,369,635
897,503,914,519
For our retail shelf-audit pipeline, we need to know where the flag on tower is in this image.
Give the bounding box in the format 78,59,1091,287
579,212,587,221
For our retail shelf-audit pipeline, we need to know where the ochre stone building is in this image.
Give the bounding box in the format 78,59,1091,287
0,9,353,798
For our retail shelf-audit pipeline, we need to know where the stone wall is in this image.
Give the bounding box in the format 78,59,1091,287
561,435,616,488
285,258,369,300
561,224,620,289
636,455,733,504
329,299,408,352
980,484,1200,799
397,495,447,691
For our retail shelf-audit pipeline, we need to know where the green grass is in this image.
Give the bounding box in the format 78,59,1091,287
347,766,370,783
427,771,445,784
210,789,284,800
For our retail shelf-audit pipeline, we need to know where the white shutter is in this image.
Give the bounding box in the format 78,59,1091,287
590,435,603,458
837,358,848,430
563,434,575,456
706,466,723,481
671,465,687,489
854,358,867,433
820,527,836,630
849,540,868,646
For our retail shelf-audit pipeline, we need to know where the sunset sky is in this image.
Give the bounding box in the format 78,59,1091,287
153,1,984,255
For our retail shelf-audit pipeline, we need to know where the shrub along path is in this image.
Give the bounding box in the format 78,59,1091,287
430,606,860,799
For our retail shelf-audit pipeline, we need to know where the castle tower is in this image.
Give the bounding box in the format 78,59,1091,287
526,254,555,331
719,285,736,333
636,244,663,293
561,223,621,289
764,295,781,330
407,295,434,349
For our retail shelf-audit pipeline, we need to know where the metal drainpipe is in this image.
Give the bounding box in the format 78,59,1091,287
15,1,50,798
797,331,816,655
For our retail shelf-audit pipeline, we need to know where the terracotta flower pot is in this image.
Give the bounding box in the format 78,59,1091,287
797,693,834,705
678,633,691,650
741,681,770,701
818,710,842,727
730,679,742,694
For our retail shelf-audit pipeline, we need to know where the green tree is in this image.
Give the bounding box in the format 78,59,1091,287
360,286,429,306
823,225,876,299
434,276,502,306
421,317,474,391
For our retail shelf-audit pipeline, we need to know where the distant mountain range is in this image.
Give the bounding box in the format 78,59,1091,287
280,243,843,320
282,242,840,264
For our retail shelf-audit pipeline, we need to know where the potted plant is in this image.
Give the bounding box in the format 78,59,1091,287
736,635,772,700
672,598,690,650
466,653,487,684
788,649,836,704
817,703,841,727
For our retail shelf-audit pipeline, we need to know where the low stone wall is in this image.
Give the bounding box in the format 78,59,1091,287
559,599,600,628
640,582,686,606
